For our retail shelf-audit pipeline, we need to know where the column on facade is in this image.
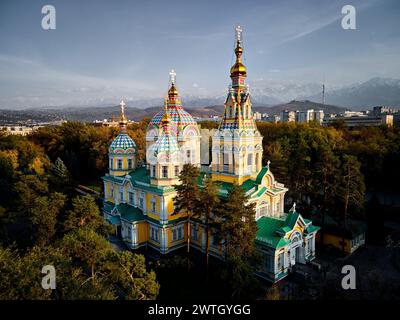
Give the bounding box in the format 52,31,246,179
160,196,168,224
132,224,137,247
160,227,168,253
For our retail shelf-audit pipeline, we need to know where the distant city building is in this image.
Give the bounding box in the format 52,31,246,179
323,114,393,128
372,105,396,116
93,118,136,127
253,111,262,120
296,109,315,123
280,110,296,122
342,111,366,117
266,115,280,123
0,125,35,136
314,110,324,124
280,109,325,124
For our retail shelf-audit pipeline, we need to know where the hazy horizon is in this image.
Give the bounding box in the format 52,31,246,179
1,0,399,109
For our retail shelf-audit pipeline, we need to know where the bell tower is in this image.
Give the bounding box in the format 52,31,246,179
211,25,263,185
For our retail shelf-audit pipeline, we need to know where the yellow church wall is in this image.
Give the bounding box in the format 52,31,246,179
145,193,161,214
137,222,149,243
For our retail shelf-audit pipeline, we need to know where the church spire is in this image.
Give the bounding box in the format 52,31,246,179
119,99,128,133
230,25,247,86
168,68,179,99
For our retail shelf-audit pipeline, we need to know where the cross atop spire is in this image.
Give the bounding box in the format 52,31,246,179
169,69,176,85
120,99,126,118
235,24,242,43
119,99,127,132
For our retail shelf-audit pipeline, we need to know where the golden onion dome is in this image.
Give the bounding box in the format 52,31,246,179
230,62,247,76
168,84,179,96
230,41,247,77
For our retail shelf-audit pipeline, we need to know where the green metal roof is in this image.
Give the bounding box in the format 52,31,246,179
256,216,290,249
103,201,115,214
129,167,175,194
255,166,268,184
117,203,146,223
102,167,175,195
106,215,120,225
305,225,320,234
284,211,300,229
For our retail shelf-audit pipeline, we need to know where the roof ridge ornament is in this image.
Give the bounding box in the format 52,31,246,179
289,202,296,213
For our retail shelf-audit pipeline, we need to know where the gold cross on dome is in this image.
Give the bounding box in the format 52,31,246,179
235,24,242,42
169,69,176,85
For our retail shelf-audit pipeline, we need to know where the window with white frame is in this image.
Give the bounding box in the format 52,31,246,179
110,186,114,197
191,224,199,241
172,225,184,242
150,227,159,242
117,159,123,169
128,191,134,205
277,252,284,270
307,238,312,254
174,165,179,177
120,189,124,203
257,203,269,219
162,166,168,178
151,165,156,177
128,159,133,169
110,158,113,169
247,153,253,165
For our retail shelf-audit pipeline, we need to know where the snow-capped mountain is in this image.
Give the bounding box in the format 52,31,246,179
306,77,400,110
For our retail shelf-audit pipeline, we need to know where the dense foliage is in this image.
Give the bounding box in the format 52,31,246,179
1,119,399,299
0,130,159,300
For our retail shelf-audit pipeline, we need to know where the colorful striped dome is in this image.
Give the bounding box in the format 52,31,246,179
149,105,197,129
109,133,136,154
152,133,180,157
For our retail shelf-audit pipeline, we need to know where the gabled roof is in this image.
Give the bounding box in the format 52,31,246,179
256,211,320,249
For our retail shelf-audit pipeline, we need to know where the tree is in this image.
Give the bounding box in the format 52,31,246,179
193,174,221,274
109,251,160,300
62,228,112,285
63,195,112,235
337,155,365,226
30,192,66,247
219,184,260,298
173,164,200,253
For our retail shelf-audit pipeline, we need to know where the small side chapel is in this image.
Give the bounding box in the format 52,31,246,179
102,26,319,282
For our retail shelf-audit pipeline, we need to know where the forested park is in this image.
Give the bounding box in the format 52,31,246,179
1,120,399,299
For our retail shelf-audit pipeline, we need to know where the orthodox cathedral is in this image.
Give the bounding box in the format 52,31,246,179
102,26,320,282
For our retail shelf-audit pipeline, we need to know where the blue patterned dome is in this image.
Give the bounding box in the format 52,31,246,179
152,133,180,156
109,133,136,154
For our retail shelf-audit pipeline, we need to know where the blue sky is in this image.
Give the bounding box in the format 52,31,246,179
0,0,399,108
